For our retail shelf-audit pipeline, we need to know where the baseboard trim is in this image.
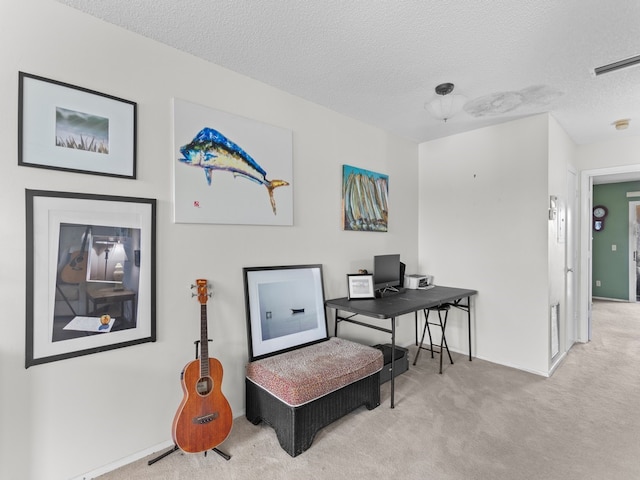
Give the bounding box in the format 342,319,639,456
549,351,568,375
592,296,629,302
72,439,174,480
471,352,550,377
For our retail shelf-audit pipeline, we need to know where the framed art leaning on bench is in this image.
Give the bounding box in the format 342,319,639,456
242,264,383,456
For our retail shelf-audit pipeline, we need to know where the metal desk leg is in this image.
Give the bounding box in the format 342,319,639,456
451,298,473,362
390,316,396,409
466,296,472,361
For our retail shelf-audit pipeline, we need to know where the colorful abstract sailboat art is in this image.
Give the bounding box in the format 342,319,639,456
342,164,388,232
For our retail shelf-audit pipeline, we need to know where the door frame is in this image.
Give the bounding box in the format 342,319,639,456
565,167,578,350
628,201,640,302
580,164,640,342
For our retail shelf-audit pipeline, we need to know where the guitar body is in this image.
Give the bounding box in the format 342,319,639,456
60,226,92,284
60,251,87,284
171,352,233,453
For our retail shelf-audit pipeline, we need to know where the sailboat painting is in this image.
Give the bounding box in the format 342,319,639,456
342,165,389,232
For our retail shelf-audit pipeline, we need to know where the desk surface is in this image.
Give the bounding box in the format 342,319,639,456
87,288,136,301
325,285,477,319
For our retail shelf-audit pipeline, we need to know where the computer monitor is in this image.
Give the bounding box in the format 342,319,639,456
373,254,401,293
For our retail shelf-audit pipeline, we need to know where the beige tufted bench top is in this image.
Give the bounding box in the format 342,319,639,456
246,337,383,407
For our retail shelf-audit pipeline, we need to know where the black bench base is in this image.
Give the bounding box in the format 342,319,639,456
245,371,381,457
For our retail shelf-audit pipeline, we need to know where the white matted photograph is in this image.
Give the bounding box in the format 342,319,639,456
18,72,136,178
243,264,328,360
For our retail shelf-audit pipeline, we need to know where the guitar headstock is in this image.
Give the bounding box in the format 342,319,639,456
191,279,212,304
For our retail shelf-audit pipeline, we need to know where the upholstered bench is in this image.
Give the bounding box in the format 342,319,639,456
245,336,383,457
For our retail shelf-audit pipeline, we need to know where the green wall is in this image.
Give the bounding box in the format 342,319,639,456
592,181,640,300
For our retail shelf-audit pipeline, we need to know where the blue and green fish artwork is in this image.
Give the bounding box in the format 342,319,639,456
178,127,289,215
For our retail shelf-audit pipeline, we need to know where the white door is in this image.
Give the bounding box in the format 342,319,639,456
628,202,640,302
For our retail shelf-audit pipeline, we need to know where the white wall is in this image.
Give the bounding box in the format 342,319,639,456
0,1,419,478
418,115,554,374
548,116,577,367
576,135,640,171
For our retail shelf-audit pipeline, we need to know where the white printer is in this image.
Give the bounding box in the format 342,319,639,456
404,274,434,289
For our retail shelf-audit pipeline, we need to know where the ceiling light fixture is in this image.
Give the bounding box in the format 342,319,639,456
613,119,630,130
425,83,467,122
594,54,640,76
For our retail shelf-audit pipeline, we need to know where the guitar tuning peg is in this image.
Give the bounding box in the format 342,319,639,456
190,284,196,289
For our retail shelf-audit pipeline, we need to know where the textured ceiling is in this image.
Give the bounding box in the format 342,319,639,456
55,0,640,145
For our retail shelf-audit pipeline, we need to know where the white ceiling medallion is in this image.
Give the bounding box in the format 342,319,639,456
613,119,630,130
425,83,467,123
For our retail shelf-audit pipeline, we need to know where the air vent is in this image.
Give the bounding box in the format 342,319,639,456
594,54,640,76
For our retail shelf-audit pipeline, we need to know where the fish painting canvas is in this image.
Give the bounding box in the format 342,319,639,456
342,165,389,232
173,99,293,225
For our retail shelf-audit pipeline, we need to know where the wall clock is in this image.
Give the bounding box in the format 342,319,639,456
593,205,608,232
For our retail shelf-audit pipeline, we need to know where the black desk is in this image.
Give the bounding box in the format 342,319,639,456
325,286,477,408
86,287,137,326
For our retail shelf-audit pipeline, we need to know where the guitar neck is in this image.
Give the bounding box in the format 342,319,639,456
200,304,209,376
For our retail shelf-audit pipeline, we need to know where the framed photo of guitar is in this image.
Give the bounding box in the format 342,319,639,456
25,190,157,368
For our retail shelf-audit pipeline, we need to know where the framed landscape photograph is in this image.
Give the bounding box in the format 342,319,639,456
18,72,137,178
347,273,375,300
25,190,156,367
243,264,328,361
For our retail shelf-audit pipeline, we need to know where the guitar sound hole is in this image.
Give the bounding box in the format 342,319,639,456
196,377,213,395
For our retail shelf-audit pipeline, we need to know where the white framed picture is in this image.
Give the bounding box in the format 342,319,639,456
243,264,328,361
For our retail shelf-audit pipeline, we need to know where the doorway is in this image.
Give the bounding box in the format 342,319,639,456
628,201,640,302
580,165,640,342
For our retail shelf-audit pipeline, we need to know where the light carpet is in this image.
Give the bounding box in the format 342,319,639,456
97,300,640,479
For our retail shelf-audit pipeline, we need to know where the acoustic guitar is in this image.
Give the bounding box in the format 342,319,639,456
172,280,233,453
60,225,91,284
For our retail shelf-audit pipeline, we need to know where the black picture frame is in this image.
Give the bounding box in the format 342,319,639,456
25,190,156,367
347,273,375,300
18,72,137,179
243,264,328,361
